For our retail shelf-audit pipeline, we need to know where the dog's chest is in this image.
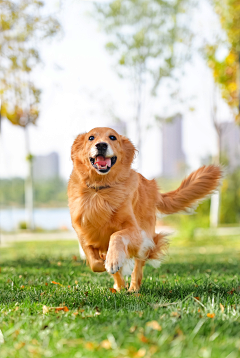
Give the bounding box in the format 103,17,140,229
80,192,116,229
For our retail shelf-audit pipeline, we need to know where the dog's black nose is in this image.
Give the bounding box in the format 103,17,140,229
95,142,108,151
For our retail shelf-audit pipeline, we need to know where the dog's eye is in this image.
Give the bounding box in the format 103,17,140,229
109,135,117,141
88,136,95,141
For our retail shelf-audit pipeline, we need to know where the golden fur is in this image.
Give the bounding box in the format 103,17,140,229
68,127,223,291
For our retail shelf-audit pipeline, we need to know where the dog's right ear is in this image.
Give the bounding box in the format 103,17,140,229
71,133,86,161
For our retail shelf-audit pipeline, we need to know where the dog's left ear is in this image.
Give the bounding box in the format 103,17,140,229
121,136,136,166
71,133,86,161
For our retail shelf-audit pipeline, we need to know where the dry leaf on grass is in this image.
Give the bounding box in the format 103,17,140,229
220,303,224,312
100,339,111,349
43,305,49,314
85,342,95,350
207,313,215,318
146,321,162,331
109,288,117,293
15,342,25,350
51,281,64,286
194,297,200,301
171,312,179,317
135,348,146,357
138,333,148,343
130,325,137,333
43,305,69,314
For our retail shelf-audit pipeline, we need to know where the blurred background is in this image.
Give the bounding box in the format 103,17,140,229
0,0,239,244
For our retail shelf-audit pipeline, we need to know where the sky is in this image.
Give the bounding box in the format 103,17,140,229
0,0,234,181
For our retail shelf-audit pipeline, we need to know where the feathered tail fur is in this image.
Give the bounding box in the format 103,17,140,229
157,165,223,215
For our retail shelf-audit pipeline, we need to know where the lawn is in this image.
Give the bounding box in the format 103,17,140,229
1,237,240,358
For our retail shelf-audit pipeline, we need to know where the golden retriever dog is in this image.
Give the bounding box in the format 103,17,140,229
68,127,222,291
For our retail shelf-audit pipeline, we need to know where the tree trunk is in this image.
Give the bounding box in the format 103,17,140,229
24,126,34,231
210,121,221,228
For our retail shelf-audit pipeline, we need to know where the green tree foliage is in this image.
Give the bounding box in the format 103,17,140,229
220,169,240,223
0,178,68,207
205,0,240,123
92,0,194,162
94,0,194,93
0,0,61,126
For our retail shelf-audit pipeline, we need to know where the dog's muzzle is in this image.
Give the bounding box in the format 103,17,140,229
89,142,117,174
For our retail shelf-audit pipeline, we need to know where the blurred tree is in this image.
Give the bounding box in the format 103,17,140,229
0,0,61,230
205,0,240,124
92,0,195,168
220,168,240,223
0,0,61,126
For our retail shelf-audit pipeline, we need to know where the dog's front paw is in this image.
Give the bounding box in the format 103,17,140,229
105,250,126,274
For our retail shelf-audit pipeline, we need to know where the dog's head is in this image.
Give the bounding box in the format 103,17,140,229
71,127,136,182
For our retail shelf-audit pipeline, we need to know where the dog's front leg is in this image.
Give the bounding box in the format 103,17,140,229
105,226,141,275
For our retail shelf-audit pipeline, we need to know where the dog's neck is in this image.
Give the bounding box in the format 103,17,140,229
86,183,111,191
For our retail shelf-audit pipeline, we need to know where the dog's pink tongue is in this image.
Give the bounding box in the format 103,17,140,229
95,156,111,167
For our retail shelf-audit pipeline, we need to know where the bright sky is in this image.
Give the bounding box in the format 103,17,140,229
0,0,233,181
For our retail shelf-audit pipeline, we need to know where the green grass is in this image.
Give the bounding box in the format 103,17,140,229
1,238,240,358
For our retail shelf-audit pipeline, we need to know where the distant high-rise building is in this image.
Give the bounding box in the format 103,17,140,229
105,121,127,136
33,152,59,180
162,114,186,178
220,122,240,171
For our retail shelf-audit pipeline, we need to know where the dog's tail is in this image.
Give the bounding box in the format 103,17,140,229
157,165,223,215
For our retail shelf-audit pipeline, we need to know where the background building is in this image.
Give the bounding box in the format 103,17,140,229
162,114,186,178
220,122,240,171
105,121,127,136
33,152,60,180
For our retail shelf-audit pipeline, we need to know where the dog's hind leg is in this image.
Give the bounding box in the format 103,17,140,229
128,259,145,292
112,271,125,291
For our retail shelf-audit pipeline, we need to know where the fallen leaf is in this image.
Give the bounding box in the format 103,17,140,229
51,281,60,285
146,321,162,331
85,342,95,350
130,325,137,333
100,339,111,349
15,342,25,350
227,288,235,295
220,303,224,313
109,288,117,293
194,297,200,301
138,333,148,343
135,348,146,357
31,339,39,345
171,312,179,317
43,305,49,314
55,306,69,312
134,293,141,297
207,313,215,318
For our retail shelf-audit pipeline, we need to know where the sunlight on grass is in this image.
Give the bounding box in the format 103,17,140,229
1,238,240,357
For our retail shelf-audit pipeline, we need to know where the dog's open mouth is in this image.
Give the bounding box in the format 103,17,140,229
90,155,117,173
